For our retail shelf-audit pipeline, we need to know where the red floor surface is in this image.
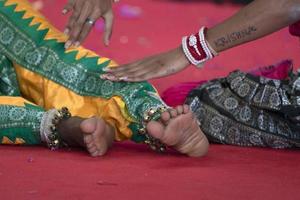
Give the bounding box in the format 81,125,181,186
1,0,300,199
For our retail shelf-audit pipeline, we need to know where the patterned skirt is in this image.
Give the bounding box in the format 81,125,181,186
186,66,300,149
0,0,166,146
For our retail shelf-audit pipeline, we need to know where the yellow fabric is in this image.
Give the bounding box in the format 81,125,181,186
14,64,133,141
0,96,36,107
2,136,13,144
5,0,118,66
14,138,25,144
0,96,35,145
1,136,25,144
1,0,135,141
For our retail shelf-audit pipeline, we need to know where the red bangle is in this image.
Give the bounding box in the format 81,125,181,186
182,27,217,68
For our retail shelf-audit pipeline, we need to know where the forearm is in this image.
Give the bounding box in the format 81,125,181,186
207,0,300,53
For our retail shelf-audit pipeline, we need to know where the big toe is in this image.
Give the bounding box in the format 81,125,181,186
146,121,165,141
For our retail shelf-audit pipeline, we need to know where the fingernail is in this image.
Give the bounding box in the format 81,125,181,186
64,40,72,49
64,28,69,35
119,77,128,81
100,74,106,79
62,9,67,14
103,67,111,72
104,40,110,46
74,41,80,47
106,74,116,80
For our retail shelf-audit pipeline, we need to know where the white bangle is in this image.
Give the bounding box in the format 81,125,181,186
181,26,217,68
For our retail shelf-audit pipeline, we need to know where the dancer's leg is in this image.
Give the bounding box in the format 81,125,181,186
0,0,208,156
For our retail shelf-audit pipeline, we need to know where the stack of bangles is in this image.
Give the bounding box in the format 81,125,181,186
182,26,218,67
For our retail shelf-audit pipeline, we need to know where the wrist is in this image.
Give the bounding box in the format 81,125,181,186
176,46,190,67
206,28,222,53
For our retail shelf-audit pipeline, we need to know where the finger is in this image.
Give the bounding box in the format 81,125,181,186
103,10,114,46
102,65,141,79
68,2,92,46
103,61,142,73
123,75,150,82
102,58,157,81
125,70,164,82
108,58,155,77
119,66,158,81
103,63,134,73
65,10,82,48
77,10,101,45
100,73,120,81
62,0,75,14
64,1,84,47
123,64,162,80
112,67,149,80
105,55,156,74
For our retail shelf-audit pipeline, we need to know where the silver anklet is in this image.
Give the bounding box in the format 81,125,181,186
138,106,168,153
40,107,71,150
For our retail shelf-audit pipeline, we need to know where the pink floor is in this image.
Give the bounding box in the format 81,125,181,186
1,0,300,199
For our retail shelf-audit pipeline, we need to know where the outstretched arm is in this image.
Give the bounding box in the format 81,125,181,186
207,0,300,52
102,0,300,82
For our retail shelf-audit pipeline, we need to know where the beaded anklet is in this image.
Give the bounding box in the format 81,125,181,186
138,106,168,153
40,107,71,150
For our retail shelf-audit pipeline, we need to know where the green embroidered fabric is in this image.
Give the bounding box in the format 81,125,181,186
0,52,20,96
0,103,44,144
0,53,43,145
0,1,167,143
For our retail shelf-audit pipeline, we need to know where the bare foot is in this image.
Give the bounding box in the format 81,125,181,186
147,105,209,157
58,116,115,157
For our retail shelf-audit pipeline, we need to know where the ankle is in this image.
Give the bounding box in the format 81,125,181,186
57,116,84,146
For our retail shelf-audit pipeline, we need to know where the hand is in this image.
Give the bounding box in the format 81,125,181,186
62,0,115,48
101,46,191,82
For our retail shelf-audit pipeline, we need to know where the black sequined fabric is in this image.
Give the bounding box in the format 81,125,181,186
186,70,300,148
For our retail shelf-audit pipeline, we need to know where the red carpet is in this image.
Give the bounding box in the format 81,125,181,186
1,144,300,200
1,0,300,199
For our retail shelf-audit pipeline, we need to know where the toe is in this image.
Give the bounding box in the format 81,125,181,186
97,146,108,156
88,145,98,154
175,105,184,115
169,109,177,118
90,150,100,157
146,121,165,141
183,104,190,114
160,111,171,123
83,135,93,144
160,111,171,126
86,142,95,149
